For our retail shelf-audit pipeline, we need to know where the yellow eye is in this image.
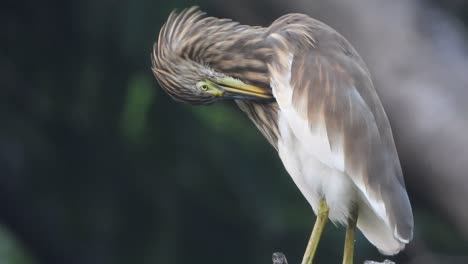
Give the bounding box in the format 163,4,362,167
197,82,209,91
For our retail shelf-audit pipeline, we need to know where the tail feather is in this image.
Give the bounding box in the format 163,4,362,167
357,198,407,255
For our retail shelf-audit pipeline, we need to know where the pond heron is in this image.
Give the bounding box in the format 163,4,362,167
151,7,414,264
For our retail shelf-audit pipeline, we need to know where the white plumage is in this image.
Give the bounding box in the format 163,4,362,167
270,53,406,255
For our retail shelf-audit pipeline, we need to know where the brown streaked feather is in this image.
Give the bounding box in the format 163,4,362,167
152,7,275,102
152,7,281,143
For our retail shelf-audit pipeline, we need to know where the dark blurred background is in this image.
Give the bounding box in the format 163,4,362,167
1,0,468,263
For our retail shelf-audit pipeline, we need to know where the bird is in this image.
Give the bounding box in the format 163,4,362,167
151,6,414,264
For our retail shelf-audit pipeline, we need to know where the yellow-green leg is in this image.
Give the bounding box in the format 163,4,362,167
301,198,329,264
342,206,358,264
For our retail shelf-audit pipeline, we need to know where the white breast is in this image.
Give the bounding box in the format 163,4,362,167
267,50,407,255
277,110,355,224
270,53,356,224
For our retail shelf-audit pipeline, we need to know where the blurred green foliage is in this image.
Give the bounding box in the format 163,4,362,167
0,224,36,264
120,74,155,144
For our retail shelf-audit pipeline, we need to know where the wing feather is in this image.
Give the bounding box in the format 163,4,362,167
302,52,413,242
266,14,413,243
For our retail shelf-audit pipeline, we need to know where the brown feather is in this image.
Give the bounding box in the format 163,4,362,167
266,14,413,241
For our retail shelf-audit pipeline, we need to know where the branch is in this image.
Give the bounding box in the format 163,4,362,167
271,252,395,264
272,252,288,264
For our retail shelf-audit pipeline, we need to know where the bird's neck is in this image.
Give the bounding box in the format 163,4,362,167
177,18,280,148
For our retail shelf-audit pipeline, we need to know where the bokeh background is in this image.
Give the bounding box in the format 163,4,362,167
1,0,468,263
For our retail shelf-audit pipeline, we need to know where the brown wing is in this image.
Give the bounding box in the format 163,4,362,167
267,13,413,242
298,51,412,241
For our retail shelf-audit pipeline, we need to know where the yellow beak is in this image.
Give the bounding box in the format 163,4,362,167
214,78,273,100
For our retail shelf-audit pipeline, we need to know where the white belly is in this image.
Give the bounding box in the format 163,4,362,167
277,110,356,225
267,51,407,254
269,52,357,224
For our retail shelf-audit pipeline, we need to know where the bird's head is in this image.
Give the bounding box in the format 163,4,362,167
152,54,272,105
151,7,273,105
